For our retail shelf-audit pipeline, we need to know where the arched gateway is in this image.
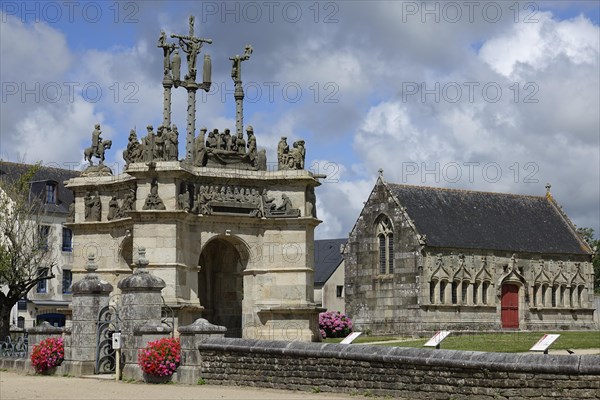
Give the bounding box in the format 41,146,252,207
198,236,247,337
65,16,323,342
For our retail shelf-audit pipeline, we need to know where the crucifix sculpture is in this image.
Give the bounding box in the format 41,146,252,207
230,45,253,137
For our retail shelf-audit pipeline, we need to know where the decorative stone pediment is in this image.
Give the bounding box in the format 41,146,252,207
431,254,449,281
475,256,492,283
570,264,586,286
453,254,471,281
552,269,568,286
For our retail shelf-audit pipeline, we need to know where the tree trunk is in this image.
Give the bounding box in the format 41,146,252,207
0,298,17,340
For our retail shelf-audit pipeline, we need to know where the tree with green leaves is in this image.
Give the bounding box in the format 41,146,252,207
576,227,600,293
0,164,56,339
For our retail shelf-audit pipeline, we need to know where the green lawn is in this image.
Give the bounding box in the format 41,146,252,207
381,331,600,353
323,331,600,352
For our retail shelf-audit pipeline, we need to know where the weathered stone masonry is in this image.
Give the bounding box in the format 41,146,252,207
184,338,600,399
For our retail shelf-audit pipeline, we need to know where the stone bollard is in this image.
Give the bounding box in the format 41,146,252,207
176,318,226,384
63,254,113,376
118,247,166,381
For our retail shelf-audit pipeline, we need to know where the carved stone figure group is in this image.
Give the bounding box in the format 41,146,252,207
193,125,259,169
123,125,179,166
277,136,306,170
84,190,136,222
176,183,300,218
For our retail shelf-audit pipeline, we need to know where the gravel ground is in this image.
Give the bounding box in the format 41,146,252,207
0,370,365,400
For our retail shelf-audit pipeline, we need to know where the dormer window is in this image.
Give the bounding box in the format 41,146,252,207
46,182,57,204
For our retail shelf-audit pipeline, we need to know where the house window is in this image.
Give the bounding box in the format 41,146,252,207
36,268,49,293
18,297,27,310
37,225,51,250
62,228,73,252
376,216,394,274
336,285,343,298
17,317,25,329
46,182,57,204
62,270,72,294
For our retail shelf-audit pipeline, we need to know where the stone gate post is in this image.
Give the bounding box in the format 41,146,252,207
63,254,113,376
118,247,167,380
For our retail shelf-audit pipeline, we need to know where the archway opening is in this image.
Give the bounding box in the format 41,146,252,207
198,237,246,337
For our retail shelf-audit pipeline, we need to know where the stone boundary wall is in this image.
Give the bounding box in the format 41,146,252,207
190,338,600,400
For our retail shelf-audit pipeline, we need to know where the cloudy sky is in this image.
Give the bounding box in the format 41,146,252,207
1,1,599,239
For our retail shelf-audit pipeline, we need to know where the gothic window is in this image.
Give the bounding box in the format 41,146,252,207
551,286,557,307
577,285,585,307
429,281,436,304
533,284,539,307
541,285,547,306
376,216,394,275
482,281,490,305
461,282,468,304
473,282,479,305
439,281,447,304
451,281,458,305
560,286,566,307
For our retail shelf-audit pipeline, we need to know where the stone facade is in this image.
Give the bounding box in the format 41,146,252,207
345,177,596,334
65,163,322,341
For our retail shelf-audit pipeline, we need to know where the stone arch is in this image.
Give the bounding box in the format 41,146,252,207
197,234,249,337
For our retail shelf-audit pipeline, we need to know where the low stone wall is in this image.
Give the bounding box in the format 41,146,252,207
189,338,600,400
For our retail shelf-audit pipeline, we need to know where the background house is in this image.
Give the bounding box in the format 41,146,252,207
345,176,595,335
1,161,79,328
313,238,346,313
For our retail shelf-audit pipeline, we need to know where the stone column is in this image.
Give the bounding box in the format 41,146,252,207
234,83,244,137
185,82,199,163
163,77,173,127
176,318,226,384
63,254,113,376
118,247,166,380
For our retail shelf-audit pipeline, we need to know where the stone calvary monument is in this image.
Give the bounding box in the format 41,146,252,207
66,16,322,342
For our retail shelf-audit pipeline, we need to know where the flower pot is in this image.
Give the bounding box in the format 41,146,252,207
143,372,173,384
39,366,57,376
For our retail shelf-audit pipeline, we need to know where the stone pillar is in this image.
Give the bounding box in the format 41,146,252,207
176,318,226,385
185,82,199,163
162,78,173,127
234,83,244,137
62,254,113,376
118,247,166,380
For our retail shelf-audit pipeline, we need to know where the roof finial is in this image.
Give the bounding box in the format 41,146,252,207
545,183,551,196
378,168,384,178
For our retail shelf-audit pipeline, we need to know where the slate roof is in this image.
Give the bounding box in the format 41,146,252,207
314,238,346,286
0,161,79,215
387,183,590,255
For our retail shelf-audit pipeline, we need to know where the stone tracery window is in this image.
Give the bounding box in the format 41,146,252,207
376,216,394,274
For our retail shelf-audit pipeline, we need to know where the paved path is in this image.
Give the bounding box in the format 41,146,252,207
0,371,364,400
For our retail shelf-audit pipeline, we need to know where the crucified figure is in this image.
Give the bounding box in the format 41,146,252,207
171,16,212,82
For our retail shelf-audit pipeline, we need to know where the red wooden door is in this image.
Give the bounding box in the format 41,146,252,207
501,284,519,329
